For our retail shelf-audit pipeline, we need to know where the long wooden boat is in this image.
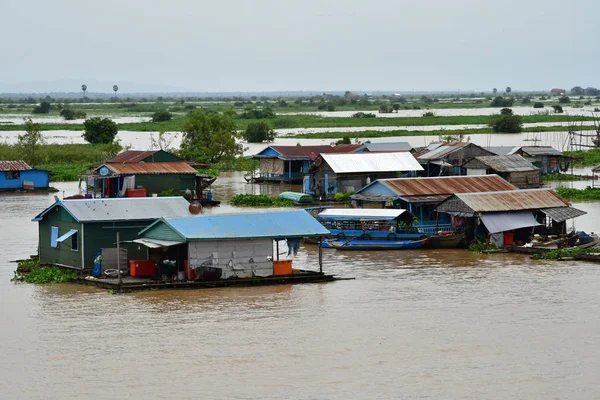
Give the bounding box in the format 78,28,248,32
322,237,429,251
425,233,465,249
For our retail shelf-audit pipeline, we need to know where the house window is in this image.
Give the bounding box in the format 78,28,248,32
71,231,78,252
6,171,20,180
51,227,59,248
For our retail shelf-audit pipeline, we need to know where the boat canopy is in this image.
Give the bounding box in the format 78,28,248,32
278,192,314,203
318,208,413,223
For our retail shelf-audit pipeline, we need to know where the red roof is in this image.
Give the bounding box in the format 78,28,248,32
270,145,362,159
99,162,198,175
0,160,32,171
107,150,162,163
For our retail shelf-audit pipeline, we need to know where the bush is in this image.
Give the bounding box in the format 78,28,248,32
422,111,436,117
379,104,393,113
60,108,87,120
559,96,571,104
243,121,275,143
230,194,294,207
533,102,544,108
489,113,523,133
521,97,531,104
490,97,514,107
32,101,51,114
351,112,376,118
552,105,563,113
334,192,353,203
151,110,173,122
500,108,513,115
82,117,118,144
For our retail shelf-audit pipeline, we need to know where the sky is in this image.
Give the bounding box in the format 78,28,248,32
2,0,599,93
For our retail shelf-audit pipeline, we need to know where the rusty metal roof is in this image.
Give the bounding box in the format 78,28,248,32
447,189,570,212
382,175,517,197
0,160,32,171
98,162,198,175
107,150,162,163
464,155,540,172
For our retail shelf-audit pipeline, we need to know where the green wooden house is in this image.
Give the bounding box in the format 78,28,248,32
32,197,192,270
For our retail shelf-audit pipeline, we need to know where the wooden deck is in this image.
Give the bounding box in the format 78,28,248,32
77,271,344,292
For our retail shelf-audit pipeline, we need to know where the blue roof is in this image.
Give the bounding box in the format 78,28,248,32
140,210,330,241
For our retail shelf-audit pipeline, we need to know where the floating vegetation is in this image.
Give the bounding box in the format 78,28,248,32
531,248,600,260
468,241,498,253
13,265,79,284
230,194,294,207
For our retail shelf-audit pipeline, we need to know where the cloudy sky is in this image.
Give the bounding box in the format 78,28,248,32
2,0,598,93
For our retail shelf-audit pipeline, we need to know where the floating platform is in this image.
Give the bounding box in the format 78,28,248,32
77,271,344,292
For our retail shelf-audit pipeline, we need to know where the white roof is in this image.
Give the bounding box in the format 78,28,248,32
33,197,193,222
321,152,423,174
318,208,410,220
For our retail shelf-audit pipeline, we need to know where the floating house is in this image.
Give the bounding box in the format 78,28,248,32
137,210,331,279
487,145,564,174
0,160,49,191
462,155,542,189
32,197,192,270
247,144,362,183
414,142,495,176
306,151,423,198
351,175,518,234
435,189,586,246
90,162,200,198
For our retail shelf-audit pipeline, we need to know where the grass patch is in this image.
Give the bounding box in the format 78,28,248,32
543,174,589,181
555,186,600,200
531,247,600,260
230,194,294,207
564,149,600,167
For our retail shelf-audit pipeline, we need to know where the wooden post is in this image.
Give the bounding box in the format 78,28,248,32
117,232,122,290
318,236,323,273
276,240,280,260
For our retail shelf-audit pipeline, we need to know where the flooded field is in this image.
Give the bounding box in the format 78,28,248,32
0,114,151,125
1,175,600,399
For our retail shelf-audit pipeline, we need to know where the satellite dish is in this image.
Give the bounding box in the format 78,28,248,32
189,201,202,215
99,166,109,176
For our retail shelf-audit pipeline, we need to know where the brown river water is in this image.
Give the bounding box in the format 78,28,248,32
1,173,600,399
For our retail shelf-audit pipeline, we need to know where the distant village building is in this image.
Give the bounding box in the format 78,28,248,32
486,145,565,174
248,145,361,184
0,160,49,191
462,155,542,189
550,88,566,96
307,152,423,198
413,142,495,176
32,197,192,270
351,175,517,234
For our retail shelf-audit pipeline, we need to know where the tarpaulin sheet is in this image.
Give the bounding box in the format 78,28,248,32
480,211,542,234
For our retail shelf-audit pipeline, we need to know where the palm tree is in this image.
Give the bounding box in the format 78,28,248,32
492,88,497,96
506,86,512,95
81,84,87,98
113,85,119,99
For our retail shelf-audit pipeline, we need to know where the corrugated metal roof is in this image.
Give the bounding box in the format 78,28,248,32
360,142,413,152
98,162,198,175
415,142,470,160
375,175,517,198
268,144,361,159
318,208,410,221
446,189,569,212
541,207,587,222
0,160,32,171
143,210,330,240
320,152,423,173
33,197,193,222
107,150,161,163
486,146,519,156
465,155,540,172
512,146,563,156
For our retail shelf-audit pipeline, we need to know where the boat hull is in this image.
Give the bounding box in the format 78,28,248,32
322,238,428,251
424,233,466,249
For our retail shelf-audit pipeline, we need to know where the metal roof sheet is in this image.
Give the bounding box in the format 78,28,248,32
320,152,423,173
369,175,517,198
445,189,569,212
107,150,162,163
540,207,587,222
145,210,330,240
512,146,563,156
33,197,193,222
415,142,470,160
98,162,198,175
318,208,410,221
0,160,32,171
465,155,540,172
360,142,413,152
266,144,362,159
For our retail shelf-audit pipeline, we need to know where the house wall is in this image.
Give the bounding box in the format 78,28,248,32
134,174,195,195
83,221,151,269
188,239,273,279
506,171,542,189
313,161,400,197
0,170,49,190
38,207,83,268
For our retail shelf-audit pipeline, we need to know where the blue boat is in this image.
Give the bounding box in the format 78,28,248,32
321,237,429,251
